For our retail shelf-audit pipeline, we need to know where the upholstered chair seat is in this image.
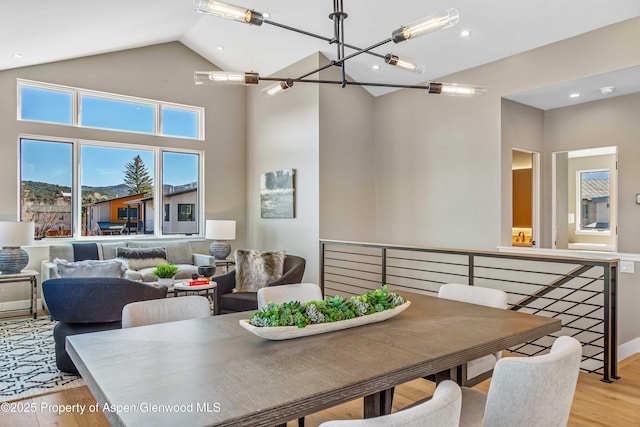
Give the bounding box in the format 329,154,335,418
319,380,462,427
257,283,322,309
459,336,582,427
122,295,210,328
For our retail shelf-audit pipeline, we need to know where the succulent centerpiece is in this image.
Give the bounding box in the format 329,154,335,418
249,285,406,329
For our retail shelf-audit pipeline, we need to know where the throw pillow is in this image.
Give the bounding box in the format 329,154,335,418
116,247,167,270
234,249,286,293
54,258,127,278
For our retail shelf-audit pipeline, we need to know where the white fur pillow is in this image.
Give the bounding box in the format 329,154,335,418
234,250,286,293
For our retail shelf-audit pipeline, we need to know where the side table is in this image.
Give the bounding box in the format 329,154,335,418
215,258,235,274
173,281,218,315
0,270,39,319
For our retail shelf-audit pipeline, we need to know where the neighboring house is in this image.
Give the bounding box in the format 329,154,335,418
581,178,610,229
25,204,72,238
162,188,198,235
84,193,146,235
84,188,198,236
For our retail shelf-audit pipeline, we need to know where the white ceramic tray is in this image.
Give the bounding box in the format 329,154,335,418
239,301,411,340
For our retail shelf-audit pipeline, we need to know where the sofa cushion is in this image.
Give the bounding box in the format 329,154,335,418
234,250,286,292
116,247,167,270
101,241,127,260
54,258,127,278
127,241,193,265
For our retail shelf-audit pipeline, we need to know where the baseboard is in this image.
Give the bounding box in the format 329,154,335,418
0,298,43,314
619,338,640,362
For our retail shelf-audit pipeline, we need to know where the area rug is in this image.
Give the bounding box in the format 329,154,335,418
0,317,84,402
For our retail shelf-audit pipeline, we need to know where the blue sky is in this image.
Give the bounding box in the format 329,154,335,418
22,139,198,188
20,85,199,188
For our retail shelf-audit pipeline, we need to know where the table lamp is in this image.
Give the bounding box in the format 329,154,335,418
0,221,35,274
205,220,236,260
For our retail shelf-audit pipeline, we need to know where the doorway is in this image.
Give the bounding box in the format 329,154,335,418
512,149,539,247
552,146,617,251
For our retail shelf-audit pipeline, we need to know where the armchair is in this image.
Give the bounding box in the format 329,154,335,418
215,254,306,314
42,277,168,374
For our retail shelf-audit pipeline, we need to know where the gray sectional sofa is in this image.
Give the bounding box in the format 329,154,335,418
41,240,215,283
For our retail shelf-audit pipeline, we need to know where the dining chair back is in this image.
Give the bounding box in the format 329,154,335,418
257,283,323,309
438,283,508,386
319,380,462,427
122,295,210,328
460,335,582,427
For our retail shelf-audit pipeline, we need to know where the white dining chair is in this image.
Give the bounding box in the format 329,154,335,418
319,380,462,427
459,335,582,427
257,283,323,309
438,283,508,386
122,295,210,328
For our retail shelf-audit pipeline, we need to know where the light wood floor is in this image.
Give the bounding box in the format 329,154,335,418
3,353,639,426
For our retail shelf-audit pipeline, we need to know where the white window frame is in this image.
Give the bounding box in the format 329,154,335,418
18,134,205,240
17,79,205,140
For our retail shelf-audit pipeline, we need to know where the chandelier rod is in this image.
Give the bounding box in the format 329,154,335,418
259,76,429,90
263,19,388,61
294,37,393,81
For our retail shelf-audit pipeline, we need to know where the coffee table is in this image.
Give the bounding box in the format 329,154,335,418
172,281,217,314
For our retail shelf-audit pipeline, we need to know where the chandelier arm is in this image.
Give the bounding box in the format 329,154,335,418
333,37,393,66
263,19,387,61
263,19,333,44
260,76,429,90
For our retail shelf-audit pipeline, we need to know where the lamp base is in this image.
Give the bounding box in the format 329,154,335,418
209,241,231,260
0,247,29,275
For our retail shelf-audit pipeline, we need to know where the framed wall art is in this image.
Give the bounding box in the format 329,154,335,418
260,168,295,218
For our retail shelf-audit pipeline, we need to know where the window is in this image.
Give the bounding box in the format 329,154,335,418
177,204,195,222
19,85,73,125
117,208,140,220
161,106,200,139
162,151,199,234
20,137,203,239
18,79,204,140
578,170,610,232
20,139,73,239
81,95,155,134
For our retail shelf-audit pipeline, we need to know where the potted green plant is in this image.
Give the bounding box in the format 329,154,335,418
152,263,179,286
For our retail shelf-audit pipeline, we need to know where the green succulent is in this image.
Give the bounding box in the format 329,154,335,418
249,285,406,328
152,263,179,278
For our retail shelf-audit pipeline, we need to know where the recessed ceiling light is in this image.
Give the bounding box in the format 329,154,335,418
216,46,224,51
460,29,471,37
12,53,24,59
372,64,380,71
600,86,615,95
569,93,581,98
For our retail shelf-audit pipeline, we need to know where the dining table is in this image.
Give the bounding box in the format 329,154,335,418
66,291,561,427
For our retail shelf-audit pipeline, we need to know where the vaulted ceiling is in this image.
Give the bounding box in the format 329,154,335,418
2,0,639,105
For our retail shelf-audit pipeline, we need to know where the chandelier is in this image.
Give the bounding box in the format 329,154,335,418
193,0,486,97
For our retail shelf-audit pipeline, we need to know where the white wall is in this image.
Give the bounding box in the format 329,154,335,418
246,53,321,283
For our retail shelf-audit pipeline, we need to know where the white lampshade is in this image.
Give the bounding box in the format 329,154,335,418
205,220,236,240
0,221,35,247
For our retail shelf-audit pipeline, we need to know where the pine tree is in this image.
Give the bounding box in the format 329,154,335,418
123,155,153,196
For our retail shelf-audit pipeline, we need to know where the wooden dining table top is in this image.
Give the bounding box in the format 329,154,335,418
66,291,561,427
